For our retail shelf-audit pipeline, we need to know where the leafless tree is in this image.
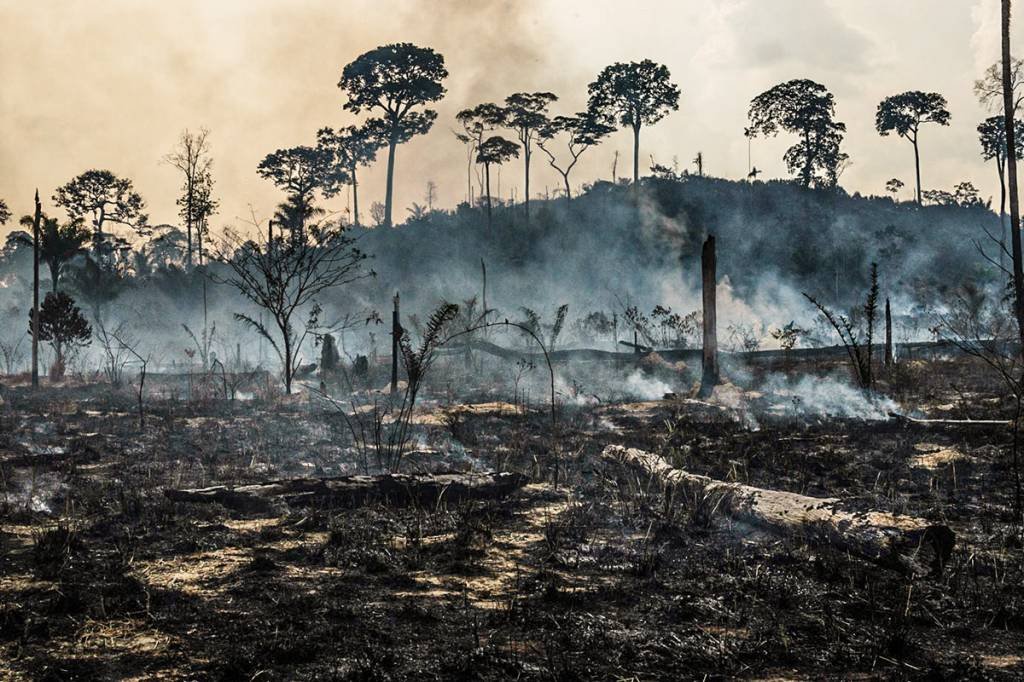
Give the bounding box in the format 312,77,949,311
214,220,372,394
164,128,215,268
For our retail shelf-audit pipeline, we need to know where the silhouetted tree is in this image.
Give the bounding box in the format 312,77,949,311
257,146,337,242
28,291,91,379
15,213,89,292
502,92,557,221
339,43,448,228
476,136,520,228
875,91,950,204
0,199,10,225
455,103,505,205
979,115,1024,254
537,113,615,199
164,128,215,267
214,222,371,394
747,79,847,188
317,124,382,228
885,178,905,199
976,55,1024,114
587,60,680,190
191,170,217,265
1004,0,1024,360
52,170,147,256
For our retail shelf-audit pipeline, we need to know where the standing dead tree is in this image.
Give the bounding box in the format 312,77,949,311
164,129,217,268
215,221,371,394
111,328,151,430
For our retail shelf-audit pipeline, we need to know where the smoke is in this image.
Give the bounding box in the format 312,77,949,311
755,373,899,421
0,1,1008,231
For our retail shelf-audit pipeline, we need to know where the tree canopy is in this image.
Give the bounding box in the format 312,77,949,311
875,91,951,140
339,43,448,228
978,115,1024,165
587,60,680,186
52,170,147,253
747,79,847,188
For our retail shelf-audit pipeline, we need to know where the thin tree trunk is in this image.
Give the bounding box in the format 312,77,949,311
1000,158,1008,271
485,162,493,228
1003,0,1024,358
524,146,531,223
803,129,812,187
282,323,293,395
384,138,397,228
563,173,572,201
31,190,40,389
913,137,923,205
351,164,360,228
391,293,400,395
186,175,193,268
632,125,641,191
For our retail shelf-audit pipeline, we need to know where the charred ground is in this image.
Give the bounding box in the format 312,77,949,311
1,352,1022,681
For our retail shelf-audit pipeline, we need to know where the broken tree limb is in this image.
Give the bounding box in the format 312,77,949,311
601,445,954,576
888,412,1013,429
165,470,528,513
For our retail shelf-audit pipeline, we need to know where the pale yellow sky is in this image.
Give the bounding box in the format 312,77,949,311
0,0,1015,235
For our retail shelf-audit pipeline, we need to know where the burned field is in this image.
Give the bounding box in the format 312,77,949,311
1,349,1023,681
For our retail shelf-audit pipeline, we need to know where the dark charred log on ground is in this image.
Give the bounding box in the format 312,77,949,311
165,471,529,513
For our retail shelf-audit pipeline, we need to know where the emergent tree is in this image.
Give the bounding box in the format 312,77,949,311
587,60,680,191
747,79,847,189
875,91,951,204
53,170,147,256
339,43,448,228
502,91,557,221
316,124,382,228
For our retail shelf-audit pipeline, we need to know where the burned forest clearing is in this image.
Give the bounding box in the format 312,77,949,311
2,344,1023,680
9,2,1024,679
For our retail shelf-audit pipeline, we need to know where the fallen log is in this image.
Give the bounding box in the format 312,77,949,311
165,471,528,513
601,445,954,576
618,339,653,353
889,412,1012,429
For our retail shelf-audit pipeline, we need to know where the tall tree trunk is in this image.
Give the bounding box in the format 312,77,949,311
485,162,493,229
1003,0,1024,357
391,292,400,395
351,164,360,228
632,124,641,192
282,325,293,395
524,146,531,223
1000,158,1008,271
384,138,397,228
31,190,40,389
803,129,812,187
186,175,193,268
562,173,572,201
913,137,923,205
698,235,719,397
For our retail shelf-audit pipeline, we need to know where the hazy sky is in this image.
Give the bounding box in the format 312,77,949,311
0,0,1016,236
